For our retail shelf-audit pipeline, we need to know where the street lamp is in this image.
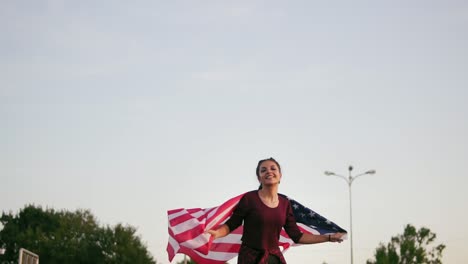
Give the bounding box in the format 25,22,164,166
325,166,376,264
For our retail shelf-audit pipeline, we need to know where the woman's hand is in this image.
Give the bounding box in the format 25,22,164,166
206,229,220,239
329,232,345,243
205,224,230,240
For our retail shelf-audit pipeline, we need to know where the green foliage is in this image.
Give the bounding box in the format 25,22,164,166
0,205,156,264
176,256,229,264
366,224,445,264
176,256,197,264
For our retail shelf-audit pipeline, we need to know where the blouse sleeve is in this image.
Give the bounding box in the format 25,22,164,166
283,200,303,243
225,194,249,232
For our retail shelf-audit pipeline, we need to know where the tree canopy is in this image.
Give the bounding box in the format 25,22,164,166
366,224,445,264
175,256,229,264
176,257,197,264
0,205,156,264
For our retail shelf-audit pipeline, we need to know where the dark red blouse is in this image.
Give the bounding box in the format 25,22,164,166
225,190,303,263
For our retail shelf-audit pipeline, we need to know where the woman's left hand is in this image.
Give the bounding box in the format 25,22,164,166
329,233,345,243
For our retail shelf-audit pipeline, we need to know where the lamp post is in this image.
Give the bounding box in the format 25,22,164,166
325,166,376,264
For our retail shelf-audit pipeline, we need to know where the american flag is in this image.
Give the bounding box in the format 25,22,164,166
167,193,347,264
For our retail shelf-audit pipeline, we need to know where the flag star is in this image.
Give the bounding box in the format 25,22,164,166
293,204,299,209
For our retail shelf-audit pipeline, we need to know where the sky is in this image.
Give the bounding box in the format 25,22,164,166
1,0,467,263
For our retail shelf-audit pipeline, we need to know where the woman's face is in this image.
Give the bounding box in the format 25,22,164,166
257,160,282,187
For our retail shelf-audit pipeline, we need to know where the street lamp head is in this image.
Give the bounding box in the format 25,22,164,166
324,171,335,176
366,170,376,175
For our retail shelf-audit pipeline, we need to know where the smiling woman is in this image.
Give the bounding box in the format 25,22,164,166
206,157,345,264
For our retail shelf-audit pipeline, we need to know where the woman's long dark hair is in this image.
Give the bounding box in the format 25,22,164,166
256,157,281,190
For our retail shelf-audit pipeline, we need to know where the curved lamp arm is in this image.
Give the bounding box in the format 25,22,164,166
324,171,349,184
350,170,376,184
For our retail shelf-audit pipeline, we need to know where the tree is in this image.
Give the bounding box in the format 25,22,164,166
0,205,156,264
367,224,445,264
176,256,197,264
176,256,229,264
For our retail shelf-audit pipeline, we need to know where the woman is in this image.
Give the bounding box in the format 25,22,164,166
207,158,345,264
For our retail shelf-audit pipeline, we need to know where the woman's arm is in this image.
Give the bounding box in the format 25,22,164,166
206,224,231,239
298,232,345,244
207,194,249,240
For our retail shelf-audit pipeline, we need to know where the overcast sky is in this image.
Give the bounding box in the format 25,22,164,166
2,1,468,263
